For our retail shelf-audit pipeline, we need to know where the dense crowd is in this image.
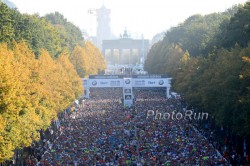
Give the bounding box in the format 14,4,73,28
35,87,228,165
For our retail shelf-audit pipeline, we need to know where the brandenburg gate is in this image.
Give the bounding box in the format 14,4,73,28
102,30,149,65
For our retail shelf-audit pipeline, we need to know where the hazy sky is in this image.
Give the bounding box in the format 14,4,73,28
11,0,247,39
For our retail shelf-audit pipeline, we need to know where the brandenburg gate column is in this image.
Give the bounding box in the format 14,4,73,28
141,47,146,64
102,48,106,60
111,49,114,65
119,49,122,65
129,49,132,65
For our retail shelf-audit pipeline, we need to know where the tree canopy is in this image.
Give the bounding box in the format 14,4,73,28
0,41,83,162
69,42,106,78
0,3,106,162
0,3,84,58
145,3,250,137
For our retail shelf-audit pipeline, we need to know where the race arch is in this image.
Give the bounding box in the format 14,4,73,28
82,75,172,107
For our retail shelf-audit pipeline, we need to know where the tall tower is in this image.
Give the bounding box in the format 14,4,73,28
96,5,111,50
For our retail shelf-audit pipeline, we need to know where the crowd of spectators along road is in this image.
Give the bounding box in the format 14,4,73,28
34,87,228,166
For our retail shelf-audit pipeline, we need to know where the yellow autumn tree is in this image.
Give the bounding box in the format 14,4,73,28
38,48,83,114
11,42,44,146
84,42,106,74
0,42,44,161
69,45,89,77
70,42,106,78
0,43,16,161
56,51,83,99
38,49,62,114
0,41,84,162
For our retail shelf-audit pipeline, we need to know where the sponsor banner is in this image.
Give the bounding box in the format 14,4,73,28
124,95,132,100
89,75,124,79
124,99,133,107
89,79,123,87
132,75,168,78
89,75,169,79
123,78,132,87
124,88,132,94
85,77,171,88
133,78,169,87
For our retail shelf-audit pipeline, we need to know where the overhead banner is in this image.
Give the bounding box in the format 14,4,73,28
89,74,169,79
85,75,171,88
132,75,168,78
89,75,124,79
132,78,169,87
89,79,123,87
87,78,170,87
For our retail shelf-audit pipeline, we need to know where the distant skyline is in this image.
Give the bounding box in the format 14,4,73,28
10,0,247,39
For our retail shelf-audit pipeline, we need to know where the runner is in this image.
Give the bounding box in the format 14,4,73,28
37,87,227,165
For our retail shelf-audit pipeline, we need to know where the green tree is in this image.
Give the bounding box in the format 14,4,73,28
218,2,250,48
44,12,84,52
0,2,14,44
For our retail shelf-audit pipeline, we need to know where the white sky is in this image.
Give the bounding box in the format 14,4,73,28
11,0,247,39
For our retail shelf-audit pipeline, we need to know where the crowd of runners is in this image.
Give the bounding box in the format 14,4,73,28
34,87,229,166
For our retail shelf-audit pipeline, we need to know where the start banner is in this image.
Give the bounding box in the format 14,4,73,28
85,76,171,88
132,78,169,87
89,79,124,87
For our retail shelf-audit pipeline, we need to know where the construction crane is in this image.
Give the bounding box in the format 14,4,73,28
88,8,97,15
87,8,97,37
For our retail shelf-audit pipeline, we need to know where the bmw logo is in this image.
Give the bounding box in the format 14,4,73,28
159,80,164,85
92,80,97,86
125,79,130,84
